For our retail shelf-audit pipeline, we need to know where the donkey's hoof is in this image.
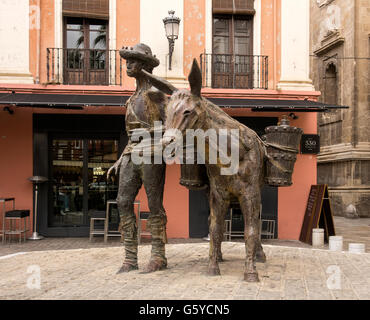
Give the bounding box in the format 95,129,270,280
244,272,259,282
141,259,167,273
207,264,221,276
116,262,138,274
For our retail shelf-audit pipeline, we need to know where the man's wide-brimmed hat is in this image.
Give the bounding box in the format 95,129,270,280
119,43,160,68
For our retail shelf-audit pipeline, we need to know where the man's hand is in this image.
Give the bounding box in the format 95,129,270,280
107,157,122,182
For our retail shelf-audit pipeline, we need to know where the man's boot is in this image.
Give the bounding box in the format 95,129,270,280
117,221,139,273
142,213,167,273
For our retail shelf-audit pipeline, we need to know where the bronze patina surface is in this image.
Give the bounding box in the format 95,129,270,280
108,43,168,273
161,59,268,282
111,49,301,281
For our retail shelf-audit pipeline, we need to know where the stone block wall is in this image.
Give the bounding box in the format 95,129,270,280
310,0,370,218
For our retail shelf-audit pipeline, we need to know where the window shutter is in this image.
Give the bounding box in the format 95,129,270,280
213,0,255,15
213,0,234,14
63,0,109,19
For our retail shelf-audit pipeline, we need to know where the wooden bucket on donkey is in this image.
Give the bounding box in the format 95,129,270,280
179,137,208,190
264,117,303,187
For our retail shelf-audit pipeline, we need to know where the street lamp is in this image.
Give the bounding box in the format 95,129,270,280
163,10,181,70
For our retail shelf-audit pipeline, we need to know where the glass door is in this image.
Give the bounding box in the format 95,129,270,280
212,17,232,88
233,18,253,89
64,17,108,85
87,139,119,229
50,139,84,227
50,138,118,230
212,15,253,88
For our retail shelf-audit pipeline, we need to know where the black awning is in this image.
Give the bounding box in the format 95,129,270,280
208,97,349,112
0,92,128,110
0,92,349,112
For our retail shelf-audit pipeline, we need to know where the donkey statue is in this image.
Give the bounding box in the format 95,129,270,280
154,59,268,282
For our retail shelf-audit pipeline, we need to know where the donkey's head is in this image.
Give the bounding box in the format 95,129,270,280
162,59,204,146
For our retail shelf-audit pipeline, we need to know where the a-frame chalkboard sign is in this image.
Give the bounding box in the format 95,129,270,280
299,184,335,244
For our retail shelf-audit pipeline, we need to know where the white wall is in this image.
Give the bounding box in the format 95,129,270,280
277,0,314,91
140,0,186,85
0,0,34,83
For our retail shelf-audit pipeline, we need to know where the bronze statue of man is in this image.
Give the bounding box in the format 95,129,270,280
108,43,168,273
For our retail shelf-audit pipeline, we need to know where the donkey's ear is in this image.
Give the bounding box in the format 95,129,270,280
188,58,202,97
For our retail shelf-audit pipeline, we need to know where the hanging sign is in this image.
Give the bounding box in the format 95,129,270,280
301,134,320,154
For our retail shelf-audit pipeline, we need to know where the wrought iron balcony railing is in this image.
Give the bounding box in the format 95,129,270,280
200,53,268,90
47,48,124,86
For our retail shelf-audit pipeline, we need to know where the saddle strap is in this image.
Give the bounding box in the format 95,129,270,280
266,155,293,174
264,142,299,154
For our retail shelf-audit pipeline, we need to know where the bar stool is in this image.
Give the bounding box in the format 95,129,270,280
1,198,15,244
138,211,151,244
4,209,30,243
224,211,231,241
260,219,276,239
89,210,106,241
104,200,141,243
104,200,122,243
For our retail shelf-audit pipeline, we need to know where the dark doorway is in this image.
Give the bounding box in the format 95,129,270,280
33,114,126,237
188,116,278,238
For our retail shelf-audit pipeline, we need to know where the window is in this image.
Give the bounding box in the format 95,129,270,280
63,17,108,85
324,63,338,105
212,15,253,88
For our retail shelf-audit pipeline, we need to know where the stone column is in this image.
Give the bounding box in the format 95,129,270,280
277,0,314,91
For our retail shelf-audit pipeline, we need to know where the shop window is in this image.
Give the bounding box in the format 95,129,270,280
50,139,119,228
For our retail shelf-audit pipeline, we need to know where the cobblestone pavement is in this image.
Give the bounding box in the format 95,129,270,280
1,242,370,300
1,216,370,300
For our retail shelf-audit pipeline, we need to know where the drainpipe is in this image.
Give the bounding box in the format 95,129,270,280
35,0,41,84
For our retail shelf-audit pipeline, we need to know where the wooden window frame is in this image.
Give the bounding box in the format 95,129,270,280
212,14,253,56
212,14,254,88
63,16,109,85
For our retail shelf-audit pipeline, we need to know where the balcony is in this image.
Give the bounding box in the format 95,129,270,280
200,53,268,90
47,48,123,86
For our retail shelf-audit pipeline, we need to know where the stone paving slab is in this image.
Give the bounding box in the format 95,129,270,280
1,216,369,259
1,242,370,300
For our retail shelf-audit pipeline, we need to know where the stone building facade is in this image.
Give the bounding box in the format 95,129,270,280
310,0,370,217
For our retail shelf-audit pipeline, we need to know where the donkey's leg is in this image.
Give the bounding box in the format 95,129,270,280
246,200,266,263
246,231,266,263
205,185,223,262
208,189,229,276
239,188,261,282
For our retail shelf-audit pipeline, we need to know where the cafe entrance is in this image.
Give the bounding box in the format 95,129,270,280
50,138,119,228
34,114,126,237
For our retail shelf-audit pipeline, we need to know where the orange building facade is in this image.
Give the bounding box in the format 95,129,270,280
0,0,327,241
